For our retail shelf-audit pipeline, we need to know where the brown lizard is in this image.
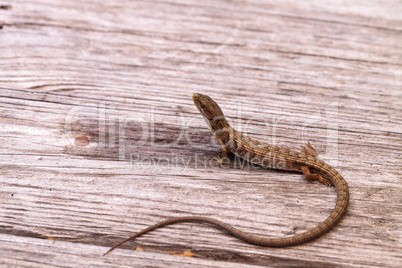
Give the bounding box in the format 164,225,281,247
104,93,349,255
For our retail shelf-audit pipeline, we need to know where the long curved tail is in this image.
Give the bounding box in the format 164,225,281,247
104,164,348,255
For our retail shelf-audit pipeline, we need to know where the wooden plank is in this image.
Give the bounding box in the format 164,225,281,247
0,0,401,267
0,234,260,267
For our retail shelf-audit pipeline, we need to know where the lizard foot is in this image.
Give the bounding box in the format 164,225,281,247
301,166,334,187
212,156,224,165
315,174,334,187
300,142,323,157
212,156,230,167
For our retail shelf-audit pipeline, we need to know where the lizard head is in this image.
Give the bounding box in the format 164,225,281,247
192,93,224,120
192,93,228,131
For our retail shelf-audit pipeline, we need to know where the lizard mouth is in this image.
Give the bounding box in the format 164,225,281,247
192,93,212,119
192,93,203,111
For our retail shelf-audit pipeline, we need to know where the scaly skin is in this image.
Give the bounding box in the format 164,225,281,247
104,93,349,255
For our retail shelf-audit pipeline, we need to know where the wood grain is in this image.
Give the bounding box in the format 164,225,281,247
0,0,401,267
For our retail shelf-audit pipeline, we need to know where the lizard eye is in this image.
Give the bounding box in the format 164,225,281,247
198,104,214,119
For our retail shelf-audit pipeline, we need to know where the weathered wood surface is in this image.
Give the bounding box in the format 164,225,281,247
0,0,401,267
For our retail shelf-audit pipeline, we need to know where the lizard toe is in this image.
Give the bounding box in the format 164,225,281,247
318,176,334,187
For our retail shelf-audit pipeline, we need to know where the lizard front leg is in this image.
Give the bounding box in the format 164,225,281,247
212,136,228,165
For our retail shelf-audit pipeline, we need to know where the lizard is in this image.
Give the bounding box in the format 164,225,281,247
104,93,349,255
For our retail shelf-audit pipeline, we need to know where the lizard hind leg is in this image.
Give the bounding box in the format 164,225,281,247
300,166,333,187
300,141,321,157
300,142,332,186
